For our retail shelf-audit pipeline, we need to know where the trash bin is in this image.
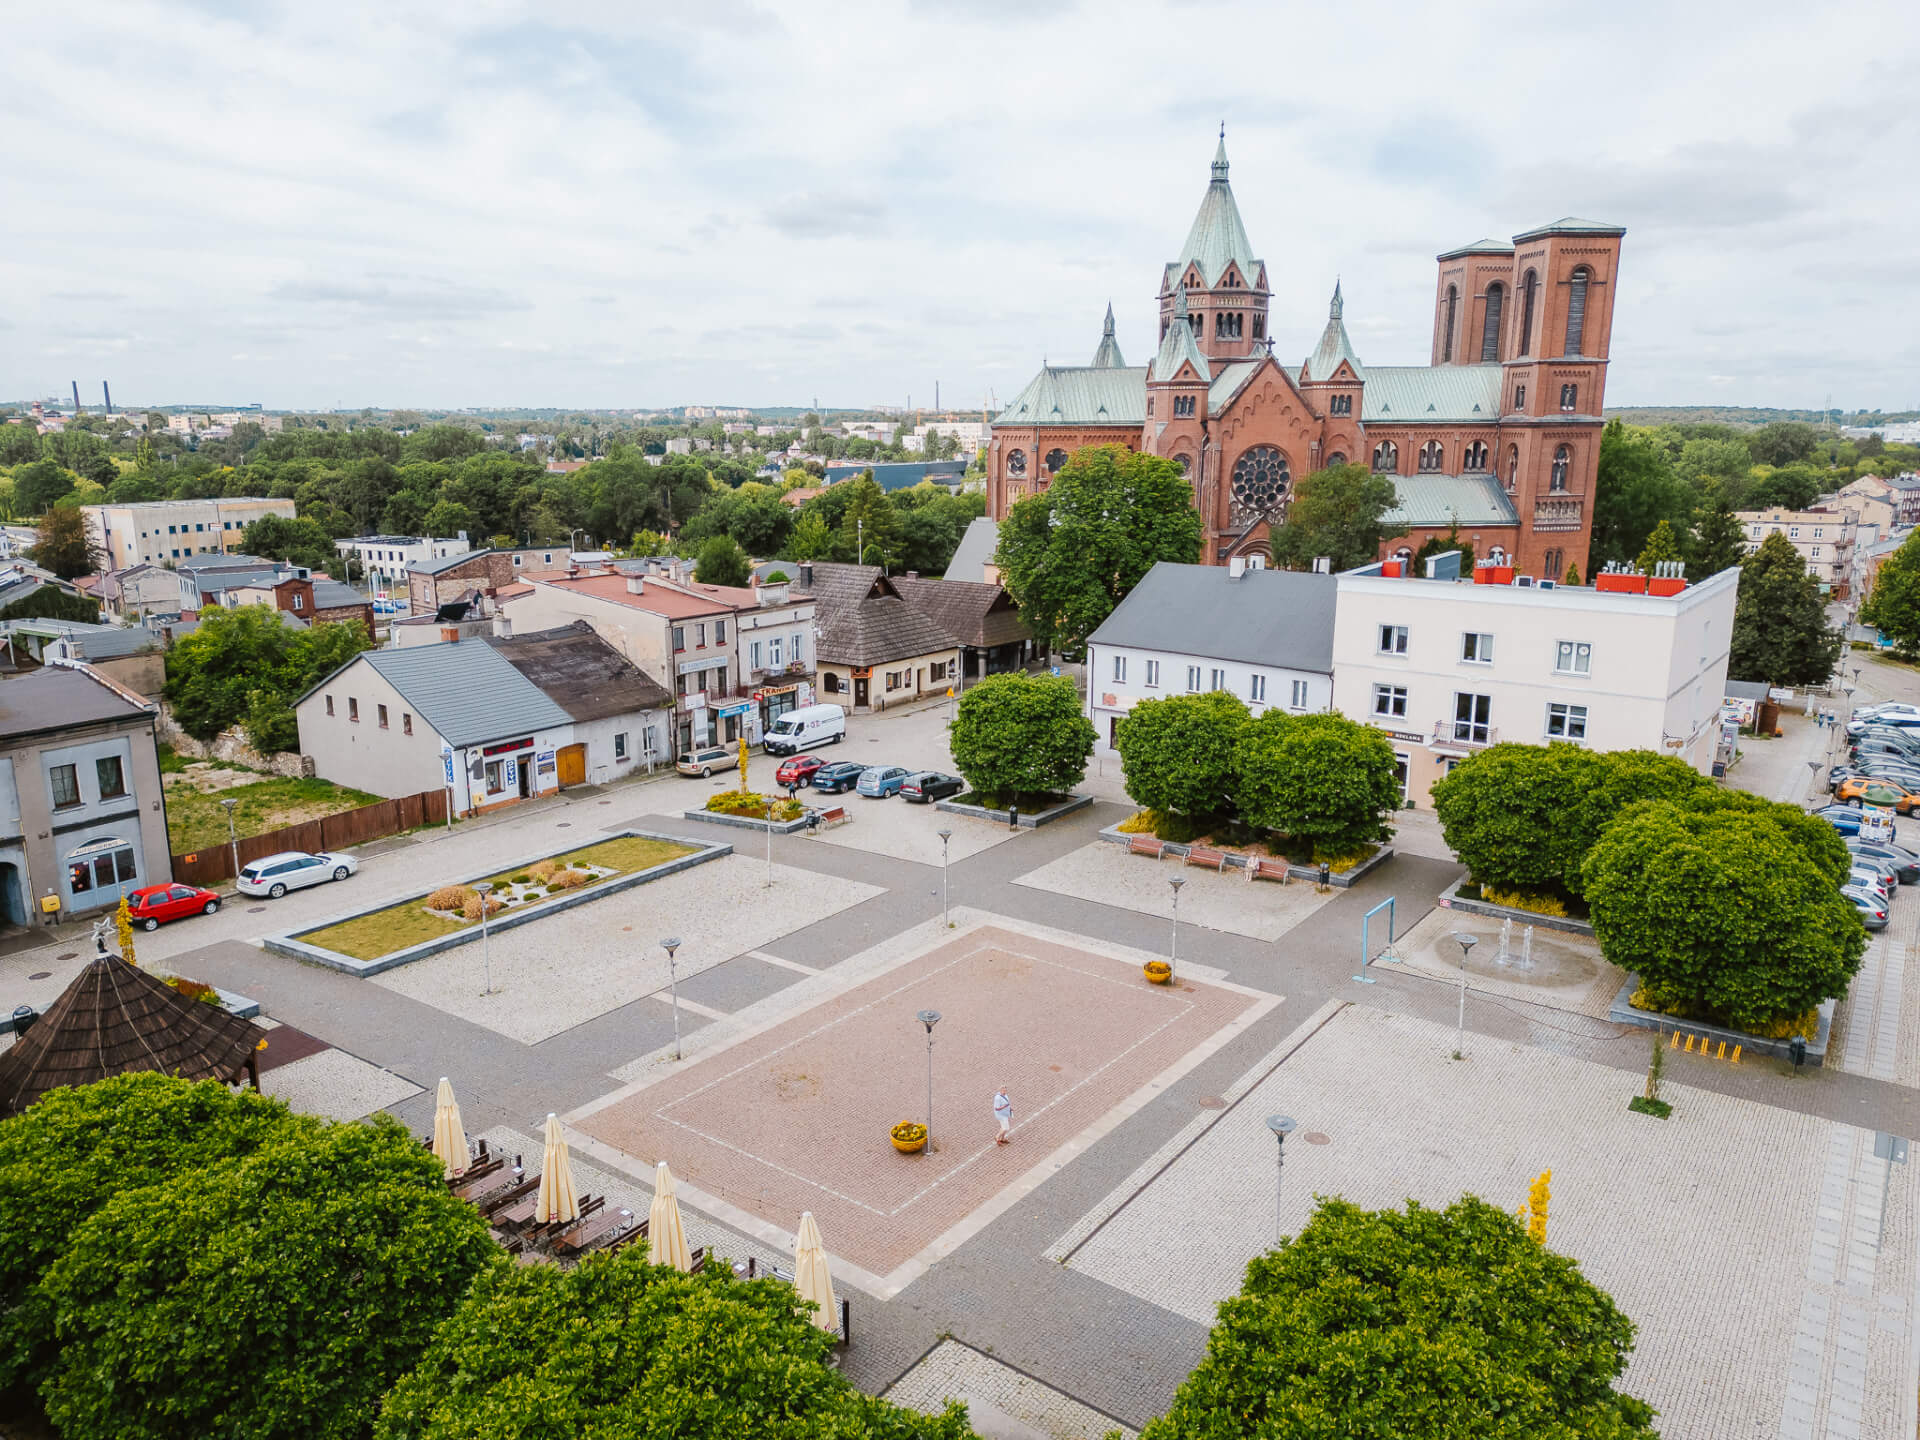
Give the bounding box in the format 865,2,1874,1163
1008,805,1019,831
11,1005,35,1038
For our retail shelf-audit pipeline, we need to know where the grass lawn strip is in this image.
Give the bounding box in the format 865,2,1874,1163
297,835,696,962
164,776,382,853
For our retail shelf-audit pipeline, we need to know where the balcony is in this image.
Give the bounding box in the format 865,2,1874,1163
1532,498,1584,533
1431,721,1498,753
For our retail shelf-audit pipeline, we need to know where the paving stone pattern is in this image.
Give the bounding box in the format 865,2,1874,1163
258,1046,423,1121
1828,882,1916,1088
885,1340,1139,1440
1013,841,1336,942
1384,906,1626,1020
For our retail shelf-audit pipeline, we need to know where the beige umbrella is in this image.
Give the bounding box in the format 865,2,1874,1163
431,1077,468,1179
648,1160,692,1271
792,1210,838,1333
536,1113,579,1225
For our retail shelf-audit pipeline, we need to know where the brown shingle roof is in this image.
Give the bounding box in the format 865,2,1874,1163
0,958,262,1116
891,577,1029,650
816,596,959,668
483,620,670,720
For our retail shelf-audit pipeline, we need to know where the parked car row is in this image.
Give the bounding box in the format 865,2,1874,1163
773,758,964,803
1812,809,1909,931
118,848,360,935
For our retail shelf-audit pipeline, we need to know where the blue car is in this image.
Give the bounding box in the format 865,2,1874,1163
810,762,868,794
856,765,911,798
1816,806,1899,843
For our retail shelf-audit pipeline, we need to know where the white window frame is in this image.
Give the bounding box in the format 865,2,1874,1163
1378,624,1409,656
1290,679,1309,710
1144,659,1160,688
1554,640,1592,676
1186,665,1202,692
1546,702,1588,740
1461,632,1494,665
1113,654,1127,683
1249,673,1266,703
1210,668,1226,692
1453,692,1492,744
1372,684,1408,719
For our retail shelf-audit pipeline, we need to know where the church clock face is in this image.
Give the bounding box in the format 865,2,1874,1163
1229,445,1290,525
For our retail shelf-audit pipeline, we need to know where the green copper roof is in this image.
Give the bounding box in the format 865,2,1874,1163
1436,237,1515,261
1151,287,1209,382
1164,137,1264,290
994,365,1147,427
1207,359,1262,416
1361,365,1503,423
1512,217,1625,241
1302,281,1365,383
1091,302,1126,369
1384,474,1520,529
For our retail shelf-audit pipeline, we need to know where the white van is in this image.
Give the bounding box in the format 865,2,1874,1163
763,703,846,755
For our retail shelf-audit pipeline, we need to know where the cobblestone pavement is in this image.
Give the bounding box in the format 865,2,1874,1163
884,1340,1138,1440
258,1045,422,1120
1012,841,1337,943
1384,906,1627,1020
1827,874,1918,1090
811,799,1019,867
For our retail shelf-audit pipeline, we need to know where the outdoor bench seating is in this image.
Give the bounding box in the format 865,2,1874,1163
1127,834,1167,859
1184,846,1228,872
1247,857,1289,884
816,806,848,828
475,1174,541,1218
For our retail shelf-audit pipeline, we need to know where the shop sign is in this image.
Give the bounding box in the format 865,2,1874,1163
1386,730,1424,744
716,700,751,718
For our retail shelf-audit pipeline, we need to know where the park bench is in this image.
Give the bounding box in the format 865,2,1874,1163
527,1194,605,1246
815,806,849,829
475,1173,540,1219
1184,846,1228,872
1127,834,1167,860
1247,857,1289,885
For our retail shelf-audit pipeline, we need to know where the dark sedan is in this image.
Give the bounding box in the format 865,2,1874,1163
1846,837,1920,883
810,761,869,794
901,771,964,804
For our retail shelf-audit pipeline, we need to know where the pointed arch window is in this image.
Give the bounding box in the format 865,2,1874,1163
1418,440,1445,472
1565,267,1591,355
1517,270,1538,357
1463,441,1488,472
1442,284,1458,362
1372,440,1398,474
1327,452,1347,468
1480,282,1505,361
1550,444,1571,492
1506,445,1520,492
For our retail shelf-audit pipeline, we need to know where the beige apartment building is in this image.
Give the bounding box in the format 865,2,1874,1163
1733,507,1857,596
1331,562,1738,807
82,498,296,570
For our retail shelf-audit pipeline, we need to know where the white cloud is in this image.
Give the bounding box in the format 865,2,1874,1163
2,0,1916,411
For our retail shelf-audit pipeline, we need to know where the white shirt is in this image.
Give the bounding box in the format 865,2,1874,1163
993,1092,1012,1121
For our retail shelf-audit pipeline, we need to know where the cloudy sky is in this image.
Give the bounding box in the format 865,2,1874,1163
4,0,1917,414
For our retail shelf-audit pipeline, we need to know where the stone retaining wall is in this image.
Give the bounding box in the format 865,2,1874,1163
1093,824,1395,889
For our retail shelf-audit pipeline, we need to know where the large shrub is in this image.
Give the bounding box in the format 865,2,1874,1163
1141,1195,1655,1440
949,672,1094,806
378,1248,977,1440
0,1074,314,1396
40,1115,498,1440
1236,711,1400,854
1114,690,1251,819
1582,800,1866,1029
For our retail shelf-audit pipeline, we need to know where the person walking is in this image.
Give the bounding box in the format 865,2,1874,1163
993,1086,1013,1145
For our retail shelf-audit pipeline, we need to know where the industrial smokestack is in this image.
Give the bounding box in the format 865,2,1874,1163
71,381,81,415
102,381,113,414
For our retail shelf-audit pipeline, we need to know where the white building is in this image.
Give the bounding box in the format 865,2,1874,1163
1083,558,1337,756
82,497,296,570
335,534,472,593
1331,560,1739,806
1734,507,1857,597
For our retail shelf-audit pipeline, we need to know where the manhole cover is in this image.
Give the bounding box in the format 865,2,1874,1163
557,822,572,828
54,952,77,962
1198,1096,1226,1109
248,907,267,914
1306,1132,1331,1145
599,800,612,805
27,972,50,981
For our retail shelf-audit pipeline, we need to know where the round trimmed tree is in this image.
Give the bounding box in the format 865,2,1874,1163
1236,711,1400,856
1141,1195,1656,1440
1114,690,1251,820
39,1114,499,1440
948,672,1094,808
1429,743,1603,896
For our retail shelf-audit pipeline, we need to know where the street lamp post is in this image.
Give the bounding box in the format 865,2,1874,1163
1265,1114,1297,1247
917,1009,941,1153
662,937,683,1059
1807,758,1824,807
937,828,952,927
220,797,240,888
475,882,496,996
1451,932,1477,1059
1168,878,1185,982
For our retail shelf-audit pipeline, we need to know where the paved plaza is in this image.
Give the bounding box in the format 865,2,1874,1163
886,1340,1138,1440
1384,905,1628,1020
1013,841,1337,942
812,797,1019,867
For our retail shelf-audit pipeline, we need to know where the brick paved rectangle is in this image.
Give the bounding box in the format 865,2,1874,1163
574,924,1261,1279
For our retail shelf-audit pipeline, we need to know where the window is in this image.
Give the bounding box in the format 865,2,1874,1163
1327,452,1346,467
1463,441,1488,472
1513,384,1526,410
1550,445,1571,492
1787,526,1800,539
695,623,707,647
1442,283,1458,362
1418,440,1445,472
50,763,80,809
376,704,388,729
95,755,127,800
1378,624,1408,655
1559,383,1578,412
1230,446,1290,522
1555,640,1592,675
1544,548,1564,579
1810,545,1822,558
1142,658,1160,687
1290,679,1309,709
1372,684,1408,718
1546,702,1588,740
1480,281,1505,361
886,670,902,692
1372,440,1398,474
615,731,629,759
714,621,726,644
1006,449,1027,477
349,698,359,722
1506,445,1520,492
1214,311,1243,340
1249,674,1266,703
1186,665,1202,692
672,626,685,650
1461,632,1494,664
1210,668,1226,691
1453,692,1492,743
403,713,413,735
1565,267,1590,355
1112,654,1127,683
1173,394,1196,418
292,592,304,610
325,695,334,716
1044,448,1069,473
769,636,784,667
1330,394,1352,416
750,640,763,670
66,838,137,894
1812,527,1824,538
1517,269,1537,356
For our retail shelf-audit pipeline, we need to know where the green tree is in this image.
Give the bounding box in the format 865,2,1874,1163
993,445,1201,657
1563,562,1582,586
1410,518,1473,577
949,673,1094,806
40,1115,497,1440
1729,531,1842,686
786,511,835,562
1862,528,1920,659
1268,462,1405,573
1742,462,1824,511
377,1248,977,1440
30,503,103,579
0,1075,314,1396
834,473,898,567
1591,420,1693,570
1635,517,1682,573
12,458,74,515
1583,800,1865,1029
421,497,475,539
1114,691,1251,820
241,513,338,571
1749,420,1819,467
1687,480,1747,577
164,606,372,744
1235,711,1400,855
694,535,750,586
1141,1195,1656,1440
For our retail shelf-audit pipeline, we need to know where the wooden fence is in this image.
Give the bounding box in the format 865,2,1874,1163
172,789,449,887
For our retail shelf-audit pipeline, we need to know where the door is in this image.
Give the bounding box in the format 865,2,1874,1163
517,761,532,798
854,676,869,708
556,743,587,787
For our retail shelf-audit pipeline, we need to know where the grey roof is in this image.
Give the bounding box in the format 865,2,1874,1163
176,552,269,572
0,620,164,661
1436,237,1515,261
891,577,1029,649
944,517,1001,583
484,621,670,721
1301,282,1366,383
1163,137,1264,291
1724,679,1770,702
1511,217,1625,241
1362,365,1503,423
0,666,152,741
326,642,573,747
1151,286,1210,383
994,365,1148,427
1383,474,1521,529
410,548,498,576
1091,303,1126,369
791,564,961,667
1087,562,1336,674
192,566,293,594
308,579,368,610
1207,359,1264,416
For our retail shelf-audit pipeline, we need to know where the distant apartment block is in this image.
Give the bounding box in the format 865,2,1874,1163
335,534,472,592
1734,507,1857,596
82,498,297,570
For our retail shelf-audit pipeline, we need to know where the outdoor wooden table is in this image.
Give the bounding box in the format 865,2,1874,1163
490,1191,541,1233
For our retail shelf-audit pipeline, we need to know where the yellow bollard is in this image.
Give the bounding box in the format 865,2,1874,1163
1730,1045,1741,1065
1669,1031,1680,1049
1716,1041,1727,1060
1684,1034,1695,1053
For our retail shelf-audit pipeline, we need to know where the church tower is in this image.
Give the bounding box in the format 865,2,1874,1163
1091,302,1125,368
1298,281,1366,469
1158,133,1269,364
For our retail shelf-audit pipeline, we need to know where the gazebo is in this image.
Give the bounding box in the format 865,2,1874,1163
0,957,263,1117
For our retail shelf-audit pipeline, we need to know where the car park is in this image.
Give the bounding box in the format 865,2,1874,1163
1843,885,1890,930
236,851,358,899
775,754,827,787
676,746,738,778
1832,764,1920,792
1851,728,1920,751
809,761,869,794
126,882,221,930
1815,807,1900,842
856,765,912,798
1849,712,1920,738
900,771,964,804
1847,866,1893,903
1835,776,1920,813
1849,857,1901,893
1844,838,1920,883
1856,703,1920,723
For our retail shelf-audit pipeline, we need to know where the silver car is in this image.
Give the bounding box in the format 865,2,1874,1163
237,850,359,899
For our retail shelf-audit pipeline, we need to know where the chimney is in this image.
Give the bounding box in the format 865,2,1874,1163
492,615,512,638
799,562,814,589
1228,556,1247,580
626,575,646,594
1312,556,1332,574
440,626,460,645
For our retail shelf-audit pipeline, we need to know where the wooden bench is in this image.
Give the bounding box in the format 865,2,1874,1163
814,806,848,829
1184,846,1228,872
1247,857,1289,885
1127,834,1167,860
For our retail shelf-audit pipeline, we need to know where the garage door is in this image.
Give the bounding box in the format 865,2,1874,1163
557,744,587,787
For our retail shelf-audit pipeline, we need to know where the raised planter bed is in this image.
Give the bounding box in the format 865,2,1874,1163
1436,876,1594,937
1605,974,1835,1067
1095,823,1394,888
936,794,1094,828
264,828,730,977
680,807,817,835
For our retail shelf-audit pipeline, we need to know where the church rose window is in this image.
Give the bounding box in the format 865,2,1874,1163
1327,452,1346,468
1172,454,1192,474
1229,446,1290,525
1044,449,1068,474
1006,449,1026,476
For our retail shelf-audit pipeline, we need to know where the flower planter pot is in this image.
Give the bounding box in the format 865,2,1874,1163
890,1124,926,1153
1143,962,1173,985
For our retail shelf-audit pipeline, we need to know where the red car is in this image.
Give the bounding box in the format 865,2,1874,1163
127,882,221,930
775,754,827,787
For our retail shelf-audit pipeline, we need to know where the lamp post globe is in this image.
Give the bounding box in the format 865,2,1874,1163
917,1009,941,1153
662,937,683,1059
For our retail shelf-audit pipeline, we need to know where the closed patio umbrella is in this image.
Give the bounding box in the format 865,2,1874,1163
792,1210,838,1334
431,1077,468,1179
648,1160,692,1271
536,1113,579,1225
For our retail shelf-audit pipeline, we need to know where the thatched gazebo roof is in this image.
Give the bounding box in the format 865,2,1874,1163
0,958,262,1116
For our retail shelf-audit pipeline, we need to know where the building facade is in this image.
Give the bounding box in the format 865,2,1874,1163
335,535,472,594
987,138,1621,580
82,498,296,570
1331,562,1738,807
1735,508,1857,596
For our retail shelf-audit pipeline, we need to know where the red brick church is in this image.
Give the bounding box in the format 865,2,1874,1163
986,135,1623,578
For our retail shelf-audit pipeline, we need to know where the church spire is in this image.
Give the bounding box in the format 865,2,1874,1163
1303,280,1365,383
1091,301,1126,369
1212,125,1229,182
1330,278,1343,320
